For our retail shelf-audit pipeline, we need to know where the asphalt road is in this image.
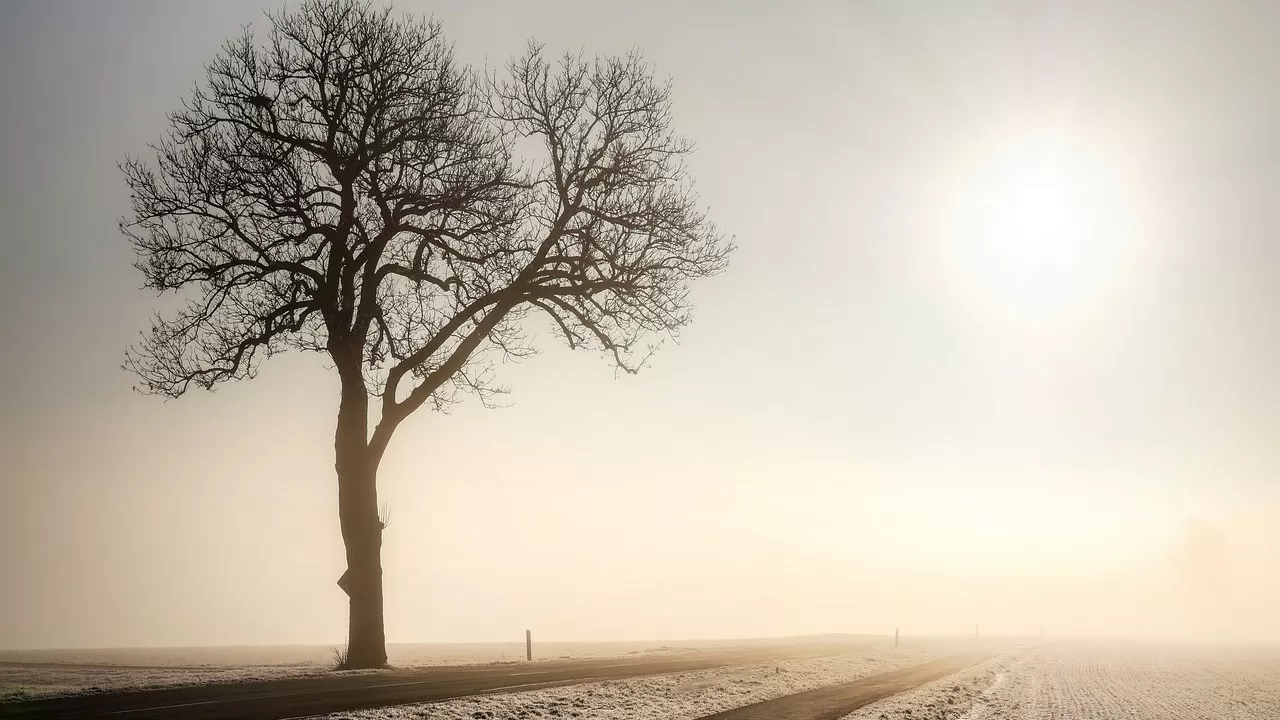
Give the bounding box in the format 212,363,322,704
0,644,853,720
696,653,995,720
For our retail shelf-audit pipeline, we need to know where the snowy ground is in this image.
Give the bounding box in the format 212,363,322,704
0,662,363,702
0,642,666,702
39,637,1277,719
0,636,904,702
0,640,719,668
842,643,1280,720
314,640,990,720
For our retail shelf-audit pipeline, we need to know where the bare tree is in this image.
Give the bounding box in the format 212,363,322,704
122,0,731,669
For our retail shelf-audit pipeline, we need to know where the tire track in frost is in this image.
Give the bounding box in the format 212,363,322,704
955,669,1008,720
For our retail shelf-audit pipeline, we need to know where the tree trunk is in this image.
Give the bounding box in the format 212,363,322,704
335,376,387,669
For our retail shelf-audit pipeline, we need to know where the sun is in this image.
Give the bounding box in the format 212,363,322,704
939,126,1143,323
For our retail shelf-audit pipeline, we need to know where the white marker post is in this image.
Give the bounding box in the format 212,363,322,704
526,629,532,661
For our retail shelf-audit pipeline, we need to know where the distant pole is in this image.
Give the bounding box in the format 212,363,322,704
895,628,899,649
526,629,532,661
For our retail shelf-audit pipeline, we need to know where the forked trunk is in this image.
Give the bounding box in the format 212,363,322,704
335,377,387,669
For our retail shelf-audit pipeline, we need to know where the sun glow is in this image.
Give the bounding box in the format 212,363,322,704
939,126,1146,323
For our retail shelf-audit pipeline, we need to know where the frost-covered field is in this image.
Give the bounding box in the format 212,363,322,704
0,642,678,702
315,640,987,720
0,640,716,668
0,636,904,702
0,662,359,702
843,643,1280,720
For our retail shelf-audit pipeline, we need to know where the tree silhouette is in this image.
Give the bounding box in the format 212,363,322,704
122,0,731,668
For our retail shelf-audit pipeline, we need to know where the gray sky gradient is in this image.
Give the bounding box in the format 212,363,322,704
2,0,1280,649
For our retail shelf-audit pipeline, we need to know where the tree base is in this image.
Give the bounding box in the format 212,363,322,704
335,651,390,671
335,659,391,671
332,639,389,671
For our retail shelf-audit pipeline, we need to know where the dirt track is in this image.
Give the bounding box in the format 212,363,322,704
696,653,995,720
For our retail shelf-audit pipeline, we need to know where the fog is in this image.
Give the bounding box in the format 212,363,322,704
3,0,1280,650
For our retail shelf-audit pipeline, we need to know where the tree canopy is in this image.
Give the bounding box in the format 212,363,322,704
123,1,732,449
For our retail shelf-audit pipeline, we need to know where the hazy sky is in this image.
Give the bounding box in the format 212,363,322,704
3,0,1280,650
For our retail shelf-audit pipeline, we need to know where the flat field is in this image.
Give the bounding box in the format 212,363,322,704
842,642,1280,720
0,635,913,702
9,638,1272,720
312,639,1008,720
0,641,703,701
